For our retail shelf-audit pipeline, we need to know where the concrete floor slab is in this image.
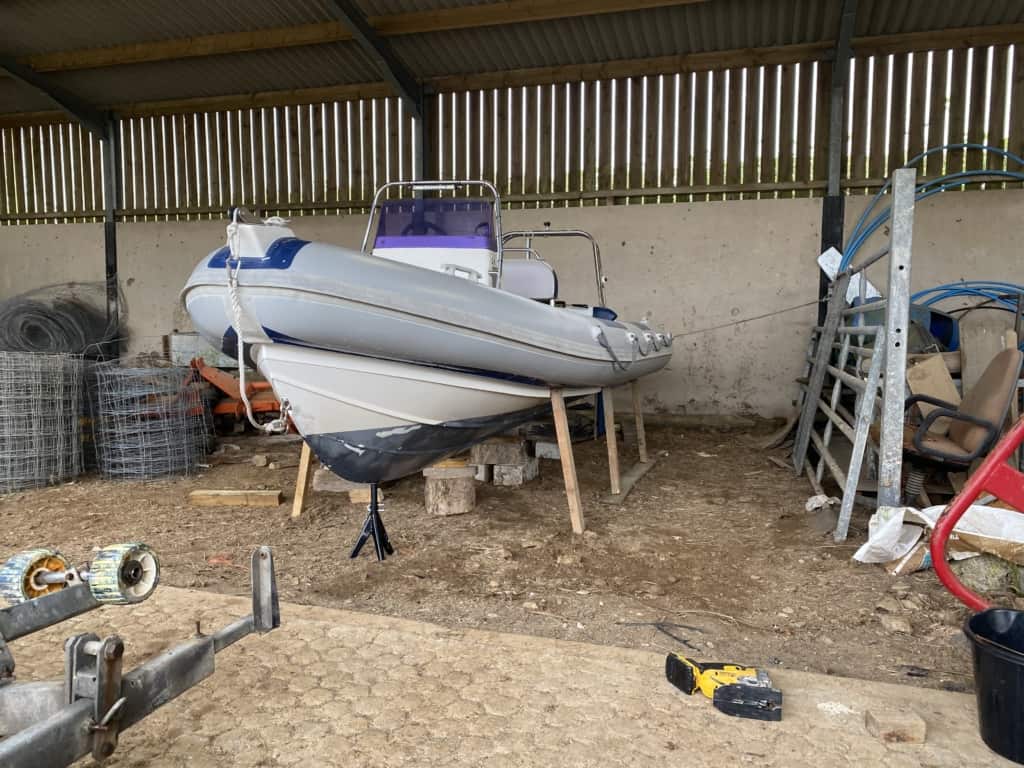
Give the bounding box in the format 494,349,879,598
5,588,1010,767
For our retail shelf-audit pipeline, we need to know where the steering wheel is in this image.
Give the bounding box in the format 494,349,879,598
474,222,491,236
402,220,447,236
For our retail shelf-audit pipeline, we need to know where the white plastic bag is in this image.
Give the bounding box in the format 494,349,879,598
853,506,923,564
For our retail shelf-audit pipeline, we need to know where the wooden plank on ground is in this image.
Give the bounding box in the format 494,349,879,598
190,489,284,507
602,457,658,505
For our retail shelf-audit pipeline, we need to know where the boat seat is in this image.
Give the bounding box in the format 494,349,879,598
501,259,558,301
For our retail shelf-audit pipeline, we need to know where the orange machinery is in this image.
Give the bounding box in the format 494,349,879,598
190,357,282,428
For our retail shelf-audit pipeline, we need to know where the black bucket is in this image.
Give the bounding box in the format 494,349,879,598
965,609,1024,764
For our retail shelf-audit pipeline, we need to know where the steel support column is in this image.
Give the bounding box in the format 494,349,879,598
0,56,119,354
818,0,857,323
103,117,121,358
413,102,433,181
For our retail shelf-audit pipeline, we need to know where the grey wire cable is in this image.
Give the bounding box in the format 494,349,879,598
671,300,821,339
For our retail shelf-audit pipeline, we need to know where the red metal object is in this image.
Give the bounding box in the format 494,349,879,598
190,357,280,420
931,415,1024,611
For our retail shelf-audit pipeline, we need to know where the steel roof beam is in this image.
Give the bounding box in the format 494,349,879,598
0,56,106,136
322,0,422,119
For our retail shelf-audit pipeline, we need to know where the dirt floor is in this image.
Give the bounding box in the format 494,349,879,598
0,424,980,693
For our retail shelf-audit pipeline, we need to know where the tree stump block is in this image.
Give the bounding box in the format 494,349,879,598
423,466,477,516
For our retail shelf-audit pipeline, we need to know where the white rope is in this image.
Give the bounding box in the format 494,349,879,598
224,213,289,434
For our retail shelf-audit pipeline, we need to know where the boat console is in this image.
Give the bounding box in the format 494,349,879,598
371,197,498,286
361,181,613,315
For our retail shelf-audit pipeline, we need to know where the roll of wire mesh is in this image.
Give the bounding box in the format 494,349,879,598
0,282,124,358
91,362,210,480
0,352,84,492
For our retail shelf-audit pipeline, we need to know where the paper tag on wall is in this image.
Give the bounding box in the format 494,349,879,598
817,247,882,303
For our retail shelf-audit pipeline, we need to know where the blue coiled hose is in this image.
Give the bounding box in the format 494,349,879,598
840,143,1024,271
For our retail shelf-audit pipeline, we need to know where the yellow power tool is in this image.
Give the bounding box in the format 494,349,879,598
665,653,783,721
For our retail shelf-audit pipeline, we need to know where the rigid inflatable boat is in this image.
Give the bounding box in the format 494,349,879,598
182,181,673,483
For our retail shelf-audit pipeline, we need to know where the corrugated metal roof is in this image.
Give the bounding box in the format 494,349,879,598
391,2,844,77
358,0,491,14
46,44,383,107
0,0,339,55
1,0,1022,117
855,0,1024,36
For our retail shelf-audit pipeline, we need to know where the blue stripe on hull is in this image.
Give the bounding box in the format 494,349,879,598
207,237,310,269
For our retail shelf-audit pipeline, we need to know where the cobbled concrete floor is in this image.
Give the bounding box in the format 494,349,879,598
6,587,1010,767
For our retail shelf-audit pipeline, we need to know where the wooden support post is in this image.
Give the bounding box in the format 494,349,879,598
631,380,648,464
551,388,585,534
602,388,621,494
291,441,314,519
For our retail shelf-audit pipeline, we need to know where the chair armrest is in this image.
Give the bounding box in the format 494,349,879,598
904,393,961,414
912,408,1000,464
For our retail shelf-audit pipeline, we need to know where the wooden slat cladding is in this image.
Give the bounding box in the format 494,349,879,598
2,44,1022,224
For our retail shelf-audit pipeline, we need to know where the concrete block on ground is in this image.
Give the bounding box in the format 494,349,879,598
494,456,540,486
313,467,364,493
471,436,531,466
533,440,561,460
425,469,477,516
864,708,927,744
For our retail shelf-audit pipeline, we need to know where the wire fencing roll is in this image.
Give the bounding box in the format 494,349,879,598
0,282,125,358
0,352,84,492
91,363,210,480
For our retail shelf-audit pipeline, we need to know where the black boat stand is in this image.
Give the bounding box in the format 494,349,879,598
350,483,394,562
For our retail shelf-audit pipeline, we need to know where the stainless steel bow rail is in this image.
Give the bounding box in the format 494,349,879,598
0,545,279,766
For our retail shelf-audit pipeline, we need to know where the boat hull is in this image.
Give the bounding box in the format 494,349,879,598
254,344,591,483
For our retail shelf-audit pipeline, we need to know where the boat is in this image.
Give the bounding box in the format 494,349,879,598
181,180,673,484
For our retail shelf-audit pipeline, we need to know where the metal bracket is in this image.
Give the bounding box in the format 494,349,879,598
0,635,14,684
251,546,279,633
65,634,126,761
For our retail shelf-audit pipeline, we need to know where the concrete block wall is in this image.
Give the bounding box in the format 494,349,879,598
0,189,1020,417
